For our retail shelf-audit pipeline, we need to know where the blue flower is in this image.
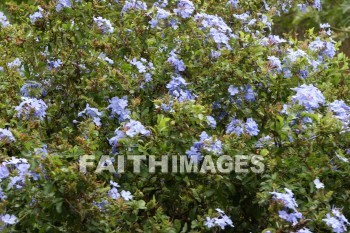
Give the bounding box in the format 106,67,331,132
20,81,46,98
245,118,259,136
167,50,186,72
124,120,150,137
296,228,313,233
300,69,308,79
29,7,44,24
226,0,238,8
15,97,48,120
156,8,170,19
0,165,10,179
107,96,130,122
78,104,103,126
1,214,18,225
309,37,325,51
93,16,114,34
204,209,234,230
206,116,217,128
47,59,62,70
166,75,195,102
7,58,21,68
226,118,244,136
153,0,168,8
270,188,298,210
321,41,336,58
291,84,325,110
268,56,282,72
122,0,147,13
109,130,126,154
323,207,349,233
0,12,10,28
278,210,303,225
244,85,256,102
98,53,114,65
174,0,195,19
329,100,350,129
313,0,322,11
0,128,15,143
313,177,325,189
56,0,72,12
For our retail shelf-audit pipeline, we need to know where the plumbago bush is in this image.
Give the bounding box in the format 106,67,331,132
0,0,350,232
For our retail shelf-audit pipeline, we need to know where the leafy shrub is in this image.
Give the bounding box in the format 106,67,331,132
0,0,350,232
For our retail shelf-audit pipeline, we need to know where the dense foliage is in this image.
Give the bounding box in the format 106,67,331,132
0,0,350,232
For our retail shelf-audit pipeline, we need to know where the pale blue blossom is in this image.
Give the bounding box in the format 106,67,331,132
29,7,44,24
174,0,195,19
0,128,15,143
314,177,325,189
93,16,114,34
1,214,18,225
204,209,234,230
245,118,259,136
125,120,150,137
15,97,48,120
226,118,244,136
78,104,103,126
291,84,325,110
98,53,114,64
167,50,185,72
0,165,10,179
226,0,238,8
56,0,72,12
8,58,21,68
206,116,216,128
297,228,313,233
323,207,349,233
121,190,133,201
107,96,130,122
47,59,62,70
228,85,239,96
0,12,10,28
122,0,147,13
268,56,282,71
109,130,126,154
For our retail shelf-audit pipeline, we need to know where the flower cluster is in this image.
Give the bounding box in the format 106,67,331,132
29,6,44,24
167,50,186,72
93,16,114,34
194,13,233,50
98,53,114,65
121,0,147,13
174,0,195,19
329,100,350,130
56,0,72,12
77,104,103,126
323,207,350,233
15,97,48,120
270,188,305,226
0,128,15,143
291,84,325,111
107,96,130,122
109,120,150,154
186,131,222,162
107,181,133,201
47,59,62,70
204,208,234,230
0,12,10,28
166,75,194,102
20,81,46,98
226,117,259,136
